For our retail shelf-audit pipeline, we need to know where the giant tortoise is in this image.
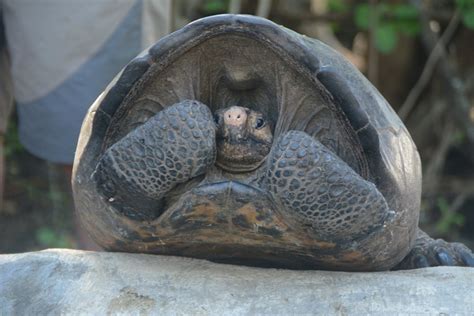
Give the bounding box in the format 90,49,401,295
72,14,474,271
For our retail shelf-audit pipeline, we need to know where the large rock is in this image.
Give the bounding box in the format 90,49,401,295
0,249,472,315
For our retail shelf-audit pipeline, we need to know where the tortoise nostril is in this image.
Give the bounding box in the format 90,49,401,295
223,106,248,126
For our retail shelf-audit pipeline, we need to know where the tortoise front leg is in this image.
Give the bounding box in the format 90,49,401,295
93,100,216,220
394,229,474,269
265,130,393,242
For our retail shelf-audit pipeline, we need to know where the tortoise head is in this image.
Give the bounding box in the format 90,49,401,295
214,106,273,172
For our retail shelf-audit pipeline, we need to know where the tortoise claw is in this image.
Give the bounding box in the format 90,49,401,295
435,249,454,266
414,255,430,268
459,251,474,267
394,230,474,270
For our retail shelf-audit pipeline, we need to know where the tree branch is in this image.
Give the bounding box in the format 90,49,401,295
398,10,461,120
410,1,474,154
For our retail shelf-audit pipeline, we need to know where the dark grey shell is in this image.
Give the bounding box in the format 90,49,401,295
73,14,421,271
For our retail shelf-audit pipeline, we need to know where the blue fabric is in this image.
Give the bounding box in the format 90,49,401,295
17,0,142,164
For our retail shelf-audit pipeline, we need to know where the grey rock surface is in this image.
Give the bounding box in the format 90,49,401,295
0,249,473,315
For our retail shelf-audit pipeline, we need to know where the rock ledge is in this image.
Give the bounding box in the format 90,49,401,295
1,249,473,315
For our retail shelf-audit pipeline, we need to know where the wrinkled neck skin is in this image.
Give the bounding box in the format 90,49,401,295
215,137,271,173
208,163,266,185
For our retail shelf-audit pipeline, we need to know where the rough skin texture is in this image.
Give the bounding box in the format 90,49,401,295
92,100,473,269
266,131,392,242
93,100,216,220
395,229,474,269
71,15,474,271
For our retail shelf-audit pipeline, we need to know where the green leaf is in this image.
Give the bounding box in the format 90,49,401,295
462,8,474,29
330,22,341,33
437,197,450,214
4,120,24,158
36,227,57,247
328,0,349,13
375,24,398,54
391,4,420,36
393,4,418,19
355,4,370,30
456,0,472,10
36,227,73,248
397,20,421,36
203,0,227,13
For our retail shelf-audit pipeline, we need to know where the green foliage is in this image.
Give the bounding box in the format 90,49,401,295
435,197,465,235
392,3,418,19
36,227,73,248
375,23,398,53
462,9,474,28
354,4,370,30
328,0,349,13
354,2,420,54
4,120,24,158
393,4,421,36
457,0,474,29
203,0,229,14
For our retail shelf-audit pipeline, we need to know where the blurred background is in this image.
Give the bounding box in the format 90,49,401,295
1,0,474,253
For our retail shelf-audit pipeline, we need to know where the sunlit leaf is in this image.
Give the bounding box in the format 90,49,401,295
393,4,418,19
355,4,370,30
36,227,73,248
36,227,56,246
328,0,349,13
203,0,228,13
4,121,24,158
391,3,420,35
462,8,474,29
375,24,398,53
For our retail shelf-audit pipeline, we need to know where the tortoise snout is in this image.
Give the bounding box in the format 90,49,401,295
223,106,248,127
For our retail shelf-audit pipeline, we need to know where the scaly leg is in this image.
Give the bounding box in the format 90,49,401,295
93,100,216,220
265,130,393,242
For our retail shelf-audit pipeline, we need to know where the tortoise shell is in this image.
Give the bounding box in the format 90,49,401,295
73,15,421,271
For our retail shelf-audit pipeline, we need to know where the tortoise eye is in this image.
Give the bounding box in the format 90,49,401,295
255,118,265,129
